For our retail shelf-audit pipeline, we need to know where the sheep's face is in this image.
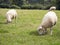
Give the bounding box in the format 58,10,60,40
38,26,47,35
6,20,12,24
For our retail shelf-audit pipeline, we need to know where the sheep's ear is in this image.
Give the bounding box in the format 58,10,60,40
40,26,42,29
37,26,42,30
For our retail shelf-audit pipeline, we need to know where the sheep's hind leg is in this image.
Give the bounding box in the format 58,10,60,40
50,28,53,35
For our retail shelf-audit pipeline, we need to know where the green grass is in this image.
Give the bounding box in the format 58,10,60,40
0,9,60,45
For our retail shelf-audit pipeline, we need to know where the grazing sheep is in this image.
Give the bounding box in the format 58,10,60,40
49,6,56,11
37,11,57,35
6,9,17,23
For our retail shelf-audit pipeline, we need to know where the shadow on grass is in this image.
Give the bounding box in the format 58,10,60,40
0,30,9,33
29,31,41,36
0,21,7,24
29,30,48,36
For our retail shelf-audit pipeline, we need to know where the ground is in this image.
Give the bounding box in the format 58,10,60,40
0,9,60,45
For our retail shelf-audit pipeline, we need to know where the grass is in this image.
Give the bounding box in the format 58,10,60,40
0,9,60,45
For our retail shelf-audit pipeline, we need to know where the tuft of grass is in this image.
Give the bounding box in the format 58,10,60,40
0,9,60,45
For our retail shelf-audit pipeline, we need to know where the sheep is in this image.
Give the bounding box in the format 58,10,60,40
49,6,56,11
6,9,17,23
37,11,57,35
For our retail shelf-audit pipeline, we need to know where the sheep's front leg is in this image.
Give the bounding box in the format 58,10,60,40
50,28,53,35
43,28,47,34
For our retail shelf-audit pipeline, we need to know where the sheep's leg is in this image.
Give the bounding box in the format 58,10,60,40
43,28,47,34
45,29,47,34
50,28,53,35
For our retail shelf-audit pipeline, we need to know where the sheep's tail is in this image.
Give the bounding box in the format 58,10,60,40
49,8,56,11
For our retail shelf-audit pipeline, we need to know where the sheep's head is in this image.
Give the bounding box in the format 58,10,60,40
37,26,47,35
6,20,12,24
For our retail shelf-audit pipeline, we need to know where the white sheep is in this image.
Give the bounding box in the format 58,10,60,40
6,9,17,23
37,11,57,35
49,6,56,11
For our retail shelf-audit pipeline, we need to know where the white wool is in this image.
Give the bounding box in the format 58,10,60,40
6,9,17,17
37,11,57,35
49,6,56,10
41,11,57,27
6,9,17,22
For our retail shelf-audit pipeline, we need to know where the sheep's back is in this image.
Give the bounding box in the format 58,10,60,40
41,11,57,28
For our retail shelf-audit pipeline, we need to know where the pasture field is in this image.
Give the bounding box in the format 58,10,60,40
0,9,60,45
